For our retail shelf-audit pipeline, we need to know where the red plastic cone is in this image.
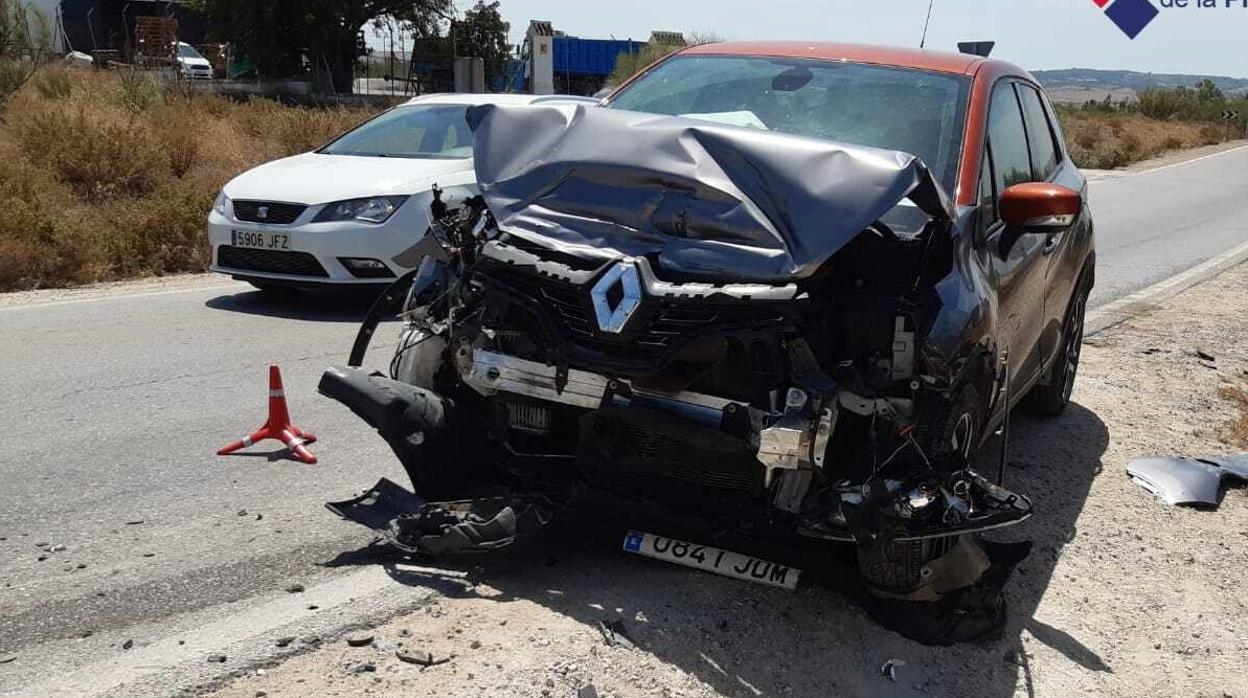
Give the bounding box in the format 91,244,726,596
218,365,318,464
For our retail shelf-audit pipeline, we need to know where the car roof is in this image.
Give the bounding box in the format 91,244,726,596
403,93,598,107
679,41,1018,77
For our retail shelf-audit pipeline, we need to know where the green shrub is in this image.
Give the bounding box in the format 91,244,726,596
118,69,164,112
0,57,32,101
34,65,71,99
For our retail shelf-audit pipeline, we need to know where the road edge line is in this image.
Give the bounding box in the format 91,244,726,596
7,567,439,698
1087,237,1248,336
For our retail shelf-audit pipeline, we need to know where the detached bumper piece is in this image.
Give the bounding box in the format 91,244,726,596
1127,453,1248,507
327,478,551,556
318,366,451,492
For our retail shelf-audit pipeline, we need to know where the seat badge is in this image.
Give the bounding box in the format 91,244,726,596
590,261,642,333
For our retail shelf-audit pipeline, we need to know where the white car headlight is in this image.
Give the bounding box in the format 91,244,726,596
314,196,408,224
213,192,231,218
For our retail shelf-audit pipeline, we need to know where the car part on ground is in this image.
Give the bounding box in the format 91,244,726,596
1126,454,1248,507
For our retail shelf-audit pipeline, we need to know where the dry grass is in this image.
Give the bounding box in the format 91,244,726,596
1058,111,1230,170
0,66,379,291
1218,381,1248,447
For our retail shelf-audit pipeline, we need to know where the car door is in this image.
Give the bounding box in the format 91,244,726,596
979,82,1049,399
1017,83,1088,364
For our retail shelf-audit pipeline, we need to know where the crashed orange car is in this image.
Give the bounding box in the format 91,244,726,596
322,42,1095,644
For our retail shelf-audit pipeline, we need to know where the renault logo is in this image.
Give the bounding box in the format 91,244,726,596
590,261,642,334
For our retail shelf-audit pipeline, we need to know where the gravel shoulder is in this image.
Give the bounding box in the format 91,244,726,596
201,262,1248,698
0,273,242,309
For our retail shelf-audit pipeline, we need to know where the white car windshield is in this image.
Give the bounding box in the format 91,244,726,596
320,105,473,159
178,44,204,60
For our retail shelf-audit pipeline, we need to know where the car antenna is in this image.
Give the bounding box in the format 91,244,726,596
920,0,936,49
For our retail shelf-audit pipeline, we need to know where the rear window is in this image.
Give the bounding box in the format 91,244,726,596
1017,84,1061,180
606,55,971,195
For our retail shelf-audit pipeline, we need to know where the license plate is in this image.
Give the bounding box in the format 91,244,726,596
622,530,800,590
231,230,290,250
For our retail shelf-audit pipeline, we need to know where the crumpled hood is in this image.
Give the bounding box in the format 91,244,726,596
468,103,953,282
224,152,475,205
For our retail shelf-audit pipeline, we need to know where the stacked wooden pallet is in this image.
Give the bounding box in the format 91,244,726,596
133,16,178,65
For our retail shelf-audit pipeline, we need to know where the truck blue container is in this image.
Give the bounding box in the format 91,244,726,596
553,37,646,77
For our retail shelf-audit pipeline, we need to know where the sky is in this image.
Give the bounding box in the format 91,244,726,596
458,0,1248,79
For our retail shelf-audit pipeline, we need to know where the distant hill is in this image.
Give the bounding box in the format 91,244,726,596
1035,68,1248,104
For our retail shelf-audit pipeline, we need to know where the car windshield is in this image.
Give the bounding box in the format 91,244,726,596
178,44,204,60
320,104,474,159
607,55,971,199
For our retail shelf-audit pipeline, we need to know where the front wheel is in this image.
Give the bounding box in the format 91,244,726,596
1025,286,1088,416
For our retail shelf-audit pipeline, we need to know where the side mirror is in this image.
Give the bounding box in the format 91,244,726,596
1000,183,1081,232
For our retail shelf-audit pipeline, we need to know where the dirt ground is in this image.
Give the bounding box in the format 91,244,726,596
209,263,1248,698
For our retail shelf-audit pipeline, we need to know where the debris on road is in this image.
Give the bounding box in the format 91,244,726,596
0,653,16,664
348,661,376,674
577,683,600,698
596,619,636,650
274,637,296,648
284,583,305,594
395,649,447,667
122,639,134,650
49,543,66,552
345,631,374,647
881,658,906,682
208,654,228,664
1127,454,1248,506
124,519,145,525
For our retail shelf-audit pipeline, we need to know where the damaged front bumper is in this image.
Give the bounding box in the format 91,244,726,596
320,350,1031,550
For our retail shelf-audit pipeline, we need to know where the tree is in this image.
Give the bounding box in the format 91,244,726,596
0,0,53,103
607,31,722,89
1194,78,1224,104
451,1,510,88
188,0,453,93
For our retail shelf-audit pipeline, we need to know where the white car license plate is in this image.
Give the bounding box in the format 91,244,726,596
622,530,800,590
231,230,290,250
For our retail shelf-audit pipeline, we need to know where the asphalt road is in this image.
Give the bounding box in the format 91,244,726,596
1085,144,1248,308
2,144,1248,695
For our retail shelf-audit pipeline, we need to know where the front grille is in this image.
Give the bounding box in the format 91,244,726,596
526,273,787,364
217,246,329,278
232,201,307,224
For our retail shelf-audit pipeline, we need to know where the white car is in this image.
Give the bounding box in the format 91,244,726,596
177,42,213,80
208,93,596,292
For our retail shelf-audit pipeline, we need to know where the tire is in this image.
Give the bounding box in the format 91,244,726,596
1025,283,1089,416
859,536,959,597
915,384,984,465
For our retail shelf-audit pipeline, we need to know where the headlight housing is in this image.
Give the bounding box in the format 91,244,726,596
213,192,231,218
314,196,408,224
